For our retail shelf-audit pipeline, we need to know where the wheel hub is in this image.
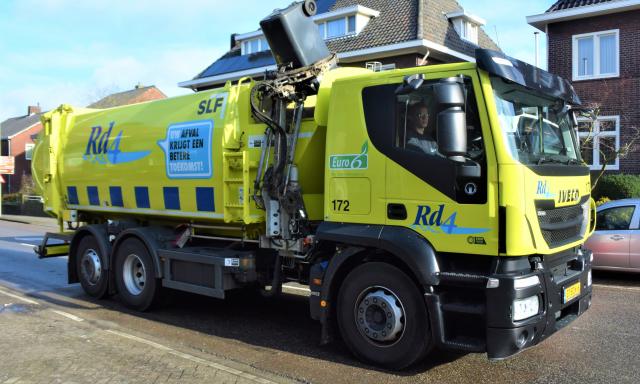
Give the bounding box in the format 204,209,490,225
356,288,404,343
123,254,146,296
80,249,102,286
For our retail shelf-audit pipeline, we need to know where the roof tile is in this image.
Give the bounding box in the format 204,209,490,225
190,0,500,83
546,0,615,12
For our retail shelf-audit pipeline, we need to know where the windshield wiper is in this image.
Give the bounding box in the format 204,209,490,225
566,158,581,165
537,156,565,165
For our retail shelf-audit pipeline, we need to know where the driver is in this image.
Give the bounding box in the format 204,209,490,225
406,103,439,155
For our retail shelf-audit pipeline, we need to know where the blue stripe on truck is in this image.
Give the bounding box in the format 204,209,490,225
67,186,79,205
109,186,124,207
163,187,180,210
196,187,215,212
87,186,100,206
135,187,150,209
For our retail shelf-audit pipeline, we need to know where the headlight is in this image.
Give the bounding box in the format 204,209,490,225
513,295,540,321
514,275,540,289
579,199,590,237
588,270,592,287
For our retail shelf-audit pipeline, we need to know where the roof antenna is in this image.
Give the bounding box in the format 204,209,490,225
493,25,502,50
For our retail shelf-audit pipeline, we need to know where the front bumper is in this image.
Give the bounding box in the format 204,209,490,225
485,248,592,359
426,247,593,359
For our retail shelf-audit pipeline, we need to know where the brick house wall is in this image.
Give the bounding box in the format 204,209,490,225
2,123,43,194
547,9,640,174
128,88,167,105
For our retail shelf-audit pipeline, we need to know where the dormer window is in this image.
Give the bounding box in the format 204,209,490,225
447,11,485,45
318,15,356,39
315,5,379,40
241,37,270,55
235,5,379,56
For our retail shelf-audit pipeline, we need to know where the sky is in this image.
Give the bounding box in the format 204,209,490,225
0,0,553,122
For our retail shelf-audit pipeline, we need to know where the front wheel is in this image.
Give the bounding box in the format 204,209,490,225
114,237,160,311
337,262,432,369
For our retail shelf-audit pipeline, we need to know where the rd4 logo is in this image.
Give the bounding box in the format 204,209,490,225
84,122,151,165
411,204,490,235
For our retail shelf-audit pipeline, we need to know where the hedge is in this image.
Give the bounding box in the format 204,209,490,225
592,174,640,201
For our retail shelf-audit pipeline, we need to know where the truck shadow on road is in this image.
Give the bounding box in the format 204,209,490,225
49,286,467,375
592,271,640,287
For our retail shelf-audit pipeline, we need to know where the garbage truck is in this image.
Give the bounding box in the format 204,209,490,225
32,0,595,369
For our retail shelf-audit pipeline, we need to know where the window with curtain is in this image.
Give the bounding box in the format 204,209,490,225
573,30,619,80
452,18,479,44
326,18,346,39
241,37,270,55
317,16,359,39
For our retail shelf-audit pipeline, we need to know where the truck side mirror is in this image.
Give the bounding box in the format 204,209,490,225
395,74,424,95
570,107,597,125
435,77,467,163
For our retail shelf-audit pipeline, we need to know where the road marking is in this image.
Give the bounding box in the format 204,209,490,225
593,284,640,292
105,330,277,384
51,309,84,322
0,287,39,305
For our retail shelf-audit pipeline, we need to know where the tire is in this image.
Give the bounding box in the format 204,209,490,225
76,235,109,299
337,262,432,370
114,237,160,311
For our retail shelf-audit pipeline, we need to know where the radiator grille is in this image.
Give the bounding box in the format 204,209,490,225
537,203,583,248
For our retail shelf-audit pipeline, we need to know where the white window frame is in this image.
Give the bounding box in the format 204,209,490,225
577,115,620,171
453,18,479,45
317,15,356,40
241,37,269,55
25,143,35,161
572,29,620,81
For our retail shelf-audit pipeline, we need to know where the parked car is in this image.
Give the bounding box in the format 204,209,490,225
585,199,640,272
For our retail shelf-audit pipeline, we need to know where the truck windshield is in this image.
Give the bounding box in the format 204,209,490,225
491,76,580,166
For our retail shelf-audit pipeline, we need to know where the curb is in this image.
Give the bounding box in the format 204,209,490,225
0,216,31,225
0,215,58,227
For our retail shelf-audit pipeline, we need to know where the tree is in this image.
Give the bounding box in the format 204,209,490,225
574,78,640,191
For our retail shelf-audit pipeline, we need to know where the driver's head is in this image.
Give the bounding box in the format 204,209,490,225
410,104,430,134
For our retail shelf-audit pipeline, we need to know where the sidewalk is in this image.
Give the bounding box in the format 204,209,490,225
0,286,290,384
0,214,58,228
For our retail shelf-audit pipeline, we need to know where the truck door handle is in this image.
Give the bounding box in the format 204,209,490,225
610,235,625,241
387,204,407,220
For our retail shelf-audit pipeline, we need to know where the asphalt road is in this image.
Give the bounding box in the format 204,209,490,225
0,218,639,383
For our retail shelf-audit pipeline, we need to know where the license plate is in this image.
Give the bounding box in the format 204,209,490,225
563,281,581,303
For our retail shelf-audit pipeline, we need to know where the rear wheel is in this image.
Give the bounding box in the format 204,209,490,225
337,262,432,369
114,237,159,311
76,235,108,299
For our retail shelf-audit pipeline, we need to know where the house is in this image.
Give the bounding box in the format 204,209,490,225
0,85,167,196
88,84,167,109
180,0,500,91
528,0,640,174
0,106,43,194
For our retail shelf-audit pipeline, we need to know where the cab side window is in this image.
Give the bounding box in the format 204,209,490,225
363,76,486,203
596,206,635,231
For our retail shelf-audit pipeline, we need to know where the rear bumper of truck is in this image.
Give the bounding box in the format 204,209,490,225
426,247,593,359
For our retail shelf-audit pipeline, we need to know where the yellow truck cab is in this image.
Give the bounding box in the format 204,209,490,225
33,1,595,370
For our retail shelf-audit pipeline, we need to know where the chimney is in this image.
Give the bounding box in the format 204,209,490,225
135,82,144,89
28,105,41,115
231,33,237,50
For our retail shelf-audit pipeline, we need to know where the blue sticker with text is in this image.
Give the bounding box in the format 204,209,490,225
158,120,213,179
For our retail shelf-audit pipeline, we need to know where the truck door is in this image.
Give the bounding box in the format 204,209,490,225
361,71,499,256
